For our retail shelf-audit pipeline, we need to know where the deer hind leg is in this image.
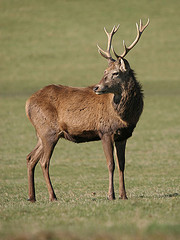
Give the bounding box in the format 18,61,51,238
101,134,115,200
115,140,128,199
26,136,43,202
39,131,59,201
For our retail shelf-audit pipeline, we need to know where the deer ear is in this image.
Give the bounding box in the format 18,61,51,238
119,58,126,72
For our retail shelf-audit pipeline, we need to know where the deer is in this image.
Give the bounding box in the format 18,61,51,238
26,19,149,202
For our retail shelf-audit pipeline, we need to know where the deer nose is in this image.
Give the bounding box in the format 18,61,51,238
93,86,99,92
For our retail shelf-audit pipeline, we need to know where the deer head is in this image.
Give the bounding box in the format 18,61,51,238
93,19,149,95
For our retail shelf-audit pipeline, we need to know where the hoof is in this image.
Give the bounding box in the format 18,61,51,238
27,198,36,203
119,195,128,200
50,197,57,202
107,194,115,200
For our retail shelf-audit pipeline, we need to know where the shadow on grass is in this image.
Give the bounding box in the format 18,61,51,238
139,193,179,199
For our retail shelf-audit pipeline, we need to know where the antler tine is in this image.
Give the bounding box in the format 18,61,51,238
97,25,120,61
112,45,120,59
140,19,142,30
120,18,150,58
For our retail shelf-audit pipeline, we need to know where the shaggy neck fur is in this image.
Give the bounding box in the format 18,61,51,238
112,70,144,125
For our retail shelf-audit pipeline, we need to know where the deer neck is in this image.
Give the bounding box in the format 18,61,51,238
112,73,143,125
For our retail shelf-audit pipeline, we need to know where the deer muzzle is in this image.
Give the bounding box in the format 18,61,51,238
93,84,108,95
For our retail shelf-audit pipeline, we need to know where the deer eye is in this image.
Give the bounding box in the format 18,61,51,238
112,72,119,77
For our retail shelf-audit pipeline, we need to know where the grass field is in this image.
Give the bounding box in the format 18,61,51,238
0,0,180,239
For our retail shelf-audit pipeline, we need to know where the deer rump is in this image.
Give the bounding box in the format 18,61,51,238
26,84,135,144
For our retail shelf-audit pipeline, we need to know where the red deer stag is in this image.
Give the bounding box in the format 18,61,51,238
26,19,149,202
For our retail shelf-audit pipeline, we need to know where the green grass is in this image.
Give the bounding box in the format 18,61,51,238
0,0,180,239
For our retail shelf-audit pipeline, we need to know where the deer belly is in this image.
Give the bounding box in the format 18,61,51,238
61,129,100,143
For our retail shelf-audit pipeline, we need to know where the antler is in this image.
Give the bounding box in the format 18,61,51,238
113,19,150,59
97,25,120,62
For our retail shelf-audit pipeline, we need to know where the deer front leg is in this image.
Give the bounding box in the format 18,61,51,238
115,140,128,199
101,135,115,200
